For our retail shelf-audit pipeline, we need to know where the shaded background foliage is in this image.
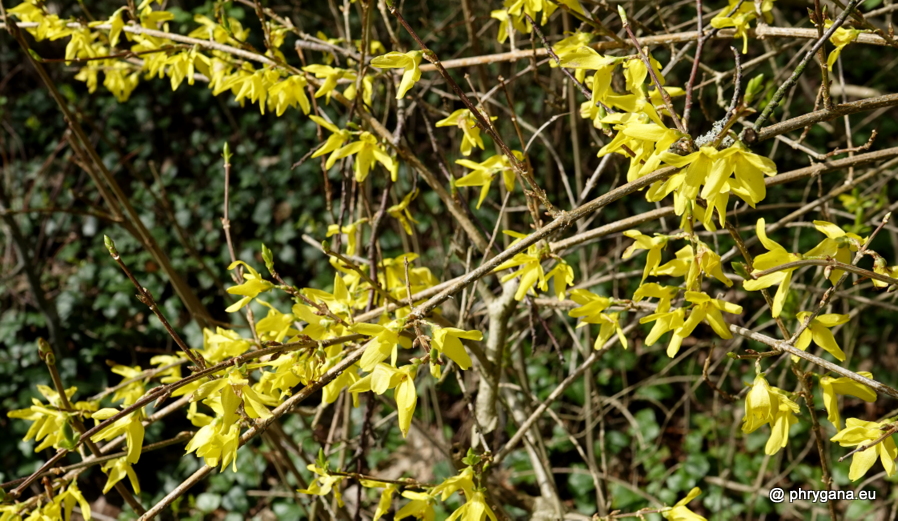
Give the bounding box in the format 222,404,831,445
2,0,898,519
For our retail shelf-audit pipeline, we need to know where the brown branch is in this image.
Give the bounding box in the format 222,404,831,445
837,424,898,462
729,326,898,399
757,94,898,142
619,7,689,137
137,340,372,520
383,1,558,217
414,26,894,72
682,0,704,128
104,236,206,371
751,259,898,287
749,0,863,132
407,166,679,321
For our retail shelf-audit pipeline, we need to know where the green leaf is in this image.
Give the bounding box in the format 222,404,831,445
195,492,221,513
744,74,766,105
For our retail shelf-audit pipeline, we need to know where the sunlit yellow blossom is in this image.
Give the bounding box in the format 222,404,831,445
652,243,732,290
436,109,496,156
303,272,357,319
551,32,594,82
446,490,498,521
651,146,728,216
21,481,93,521
432,466,475,500
166,47,210,91
455,152,522,208
741,374,800,455
327,218,367,256
669,292,742,357
820,372,876,430
805,220,863,284
9,2,74,42
139,7,174,30
349,363,418,437
567,290,627,348
371,483,399,521
568,289,611,323
742,219,803,317
545,261,574,300
556,45,617,71
431,327,483,370
491,232,549,301
102,62,141,102
622,230,668,282
395,490,437,521
831,418,897,481
201,327,252,363
91,407,145,464
109,365,146,405
303,64,356,103
633,283,679,308
597,114,683,181
193,368,278,422
793,311,850,362
330,131,396,183
7,385,95,452
255,300,299,343
640,307,686,356
663,487,707,521
101,457,141,494
354,320,412,370
873,262,898,288
225,260,274,312
310,115,352,169
371,51,423,99
388,190,420,235
185,420,241,471
268,75,311,116
825,21,864,71
710,0,775,54
188,14,250,45
596,312,627,350
149,354,185,384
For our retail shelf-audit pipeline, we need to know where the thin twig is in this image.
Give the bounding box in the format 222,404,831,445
383,0,559,217
104,236,206,371
749,0,863,133
682,0,704,128
619,7,689,137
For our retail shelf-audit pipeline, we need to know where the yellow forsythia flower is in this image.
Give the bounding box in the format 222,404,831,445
446,490,498,521
821,372,876,430
805,220,863,284
370,51,423,99
225,260,274,312
431,327,483,370
388,190,420,235
742,219,802,318
663,487,707,521
436,108,495,157
793,311,850,362
329,131,396,183
298,464,345,506
101,457,141,494
349,363,419,437
91,407,146,464
455,152,521,209
825,21,864,71
831,418,897,481
395,490,438,520
710,0,776,54
742,374,801,455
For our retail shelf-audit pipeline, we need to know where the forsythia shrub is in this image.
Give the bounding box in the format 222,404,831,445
3,0,898,519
